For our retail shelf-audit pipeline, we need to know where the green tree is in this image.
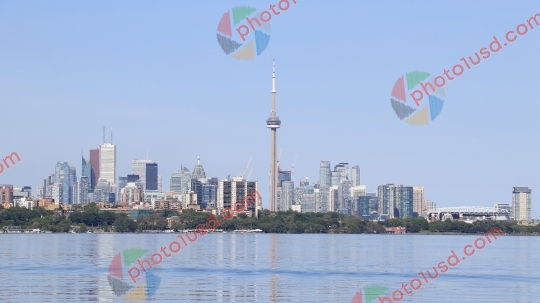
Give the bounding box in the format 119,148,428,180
113,214,137,232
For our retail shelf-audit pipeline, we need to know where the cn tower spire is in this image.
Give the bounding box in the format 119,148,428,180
267,60,281,212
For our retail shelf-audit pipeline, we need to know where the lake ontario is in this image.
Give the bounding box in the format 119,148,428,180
0,233,538,303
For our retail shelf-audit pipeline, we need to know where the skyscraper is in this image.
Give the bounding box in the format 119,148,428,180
378,184,400,219
82,156,92,190
334,163,349,182
351,165,361,186
267,61,281,212
412,186,425,217
55,162,71,204
301,185,316,213
192,157,206,180
203,178,218,209
132,159,154,191
179,166,192,208
99,143,116,186
279,180,294,211
278,169,291,187
89,149,100,189
146,162,158,190
79,176,89,204
319,161,331,188
170,171,182,192
513,187,532,221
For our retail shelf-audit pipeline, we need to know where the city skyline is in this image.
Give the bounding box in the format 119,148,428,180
0,1,538,217
3,139,533,221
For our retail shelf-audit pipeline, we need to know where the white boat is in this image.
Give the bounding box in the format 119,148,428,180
233,229,263,233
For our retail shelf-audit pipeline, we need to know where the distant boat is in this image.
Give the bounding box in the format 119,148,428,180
233,229,263,233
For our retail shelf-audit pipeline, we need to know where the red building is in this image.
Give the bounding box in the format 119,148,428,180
89,149,100,189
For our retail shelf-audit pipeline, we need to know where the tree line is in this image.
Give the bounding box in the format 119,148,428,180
0,204,538,234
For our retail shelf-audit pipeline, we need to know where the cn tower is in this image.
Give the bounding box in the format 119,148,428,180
267,60,281,212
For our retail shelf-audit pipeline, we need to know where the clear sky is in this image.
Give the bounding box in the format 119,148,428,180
0,1,538,217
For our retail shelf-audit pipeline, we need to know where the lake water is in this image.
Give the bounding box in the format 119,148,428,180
0,233,538,303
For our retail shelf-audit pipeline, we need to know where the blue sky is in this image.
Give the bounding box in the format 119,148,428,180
0,1,538,217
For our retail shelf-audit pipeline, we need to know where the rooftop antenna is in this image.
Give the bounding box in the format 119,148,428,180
102,126,105,143
110,127,113,143
146,148,149,160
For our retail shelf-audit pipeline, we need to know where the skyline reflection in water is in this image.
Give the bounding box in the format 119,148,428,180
0,233,538,302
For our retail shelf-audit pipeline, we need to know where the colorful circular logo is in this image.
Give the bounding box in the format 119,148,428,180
390,71,445,125
216,6,272,60
108,248,161,302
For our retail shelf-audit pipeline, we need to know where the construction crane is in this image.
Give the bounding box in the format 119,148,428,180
241,156,252,179
291,153,298,182
247,167,254,180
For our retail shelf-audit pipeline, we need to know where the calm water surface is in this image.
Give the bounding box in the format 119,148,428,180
0,233,538,303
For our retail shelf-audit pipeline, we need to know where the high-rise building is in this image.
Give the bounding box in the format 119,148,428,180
278,181,294,211
202,179,218,209
334,163,349,181
158,175,162,192
301,185,316,213
127,174,140,183
350,185,366,199
351,165,361,186
117,176,129,203
82,156,93,190
412,186,425,217
146,163,158,190
399,186,414,218
218,177,259,217
331,171,341,187
89,149,100,189
338,180,353,212
132,159,154,191
121,182,143,206
179,166,192,208
191,179,203,206
170,171,182,192
99,143,116,186
118,176,128,193
79,176,89,204
317,187,331,213
378,184,400,219
267,61,281,212
192,157,206,180
278,169,291,187
71,182,79,205
93,178,111,202
425,199,436,211
0,185,13,205
69,166,77,184
319,161,331,188
377,184,421,219
51,183,62,204
357,196,377,217
513,187,532,221
55,162,71,204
